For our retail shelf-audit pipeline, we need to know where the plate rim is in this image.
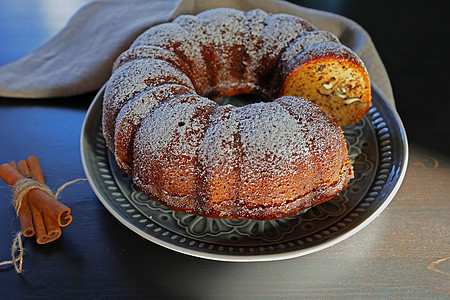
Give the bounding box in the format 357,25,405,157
80,84,409,262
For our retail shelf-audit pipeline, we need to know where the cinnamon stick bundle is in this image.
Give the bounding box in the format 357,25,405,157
0,156,72,244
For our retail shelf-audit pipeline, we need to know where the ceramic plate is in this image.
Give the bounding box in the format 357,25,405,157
81,84,408,262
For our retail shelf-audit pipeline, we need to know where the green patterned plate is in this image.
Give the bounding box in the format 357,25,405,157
81,84,408,262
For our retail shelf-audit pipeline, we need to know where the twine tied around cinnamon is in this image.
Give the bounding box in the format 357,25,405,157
13,178,54,215
0,157,87,273
12,177,87,216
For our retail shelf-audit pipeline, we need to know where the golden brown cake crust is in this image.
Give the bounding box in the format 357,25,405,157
102,8,368,220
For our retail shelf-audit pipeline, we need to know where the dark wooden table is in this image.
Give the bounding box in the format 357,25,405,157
1,1,449,298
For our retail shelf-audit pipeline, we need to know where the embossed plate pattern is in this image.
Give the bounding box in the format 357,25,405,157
81,84,408,262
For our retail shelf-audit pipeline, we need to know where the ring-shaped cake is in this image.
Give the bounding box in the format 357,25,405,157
102,8,371,220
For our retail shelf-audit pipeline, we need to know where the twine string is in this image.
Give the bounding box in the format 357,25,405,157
54,178,88,198
1,177,87,274
0,232,24,274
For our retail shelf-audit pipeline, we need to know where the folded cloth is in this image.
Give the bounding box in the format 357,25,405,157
0,0,395,107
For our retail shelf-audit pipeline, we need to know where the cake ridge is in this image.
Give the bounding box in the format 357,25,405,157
103,57,195,149
114,84,195,173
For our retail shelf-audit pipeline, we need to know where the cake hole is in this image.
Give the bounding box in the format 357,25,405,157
214,93,271,107
178,121,185,127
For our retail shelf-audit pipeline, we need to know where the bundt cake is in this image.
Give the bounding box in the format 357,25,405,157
102,8,371,220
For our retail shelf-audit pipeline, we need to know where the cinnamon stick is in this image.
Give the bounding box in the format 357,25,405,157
30,204,48,244
0,163,72,227
41,214,61,243
27,156,45,185
23,158,62,242
14,160,35,237
0,157,76,245
17,160,30,178
18,159,62,242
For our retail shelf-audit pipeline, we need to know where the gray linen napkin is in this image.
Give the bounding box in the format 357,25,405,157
0,0,394,107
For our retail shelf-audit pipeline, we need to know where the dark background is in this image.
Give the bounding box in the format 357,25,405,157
291,0,450,155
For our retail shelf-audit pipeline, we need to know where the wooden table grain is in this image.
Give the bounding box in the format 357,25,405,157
0,1,449,298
